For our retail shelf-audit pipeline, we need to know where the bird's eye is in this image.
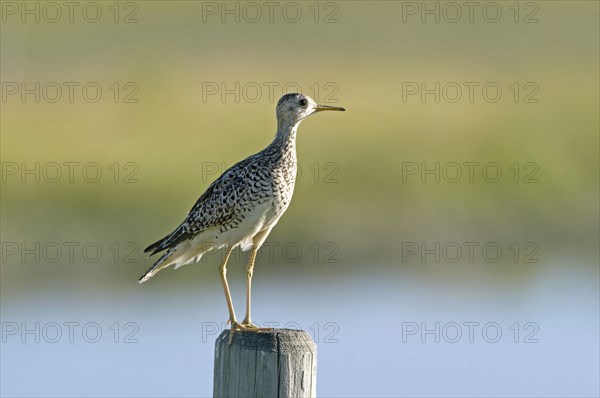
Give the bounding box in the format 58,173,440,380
299,99,308,107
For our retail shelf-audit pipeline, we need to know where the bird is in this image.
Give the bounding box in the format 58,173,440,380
139,93,345,332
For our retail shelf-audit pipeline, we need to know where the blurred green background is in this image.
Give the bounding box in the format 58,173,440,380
1,1,598,397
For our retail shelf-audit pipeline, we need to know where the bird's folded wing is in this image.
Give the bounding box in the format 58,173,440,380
145,158,253,255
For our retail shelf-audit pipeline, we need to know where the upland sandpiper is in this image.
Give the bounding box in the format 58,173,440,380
139,93,345,331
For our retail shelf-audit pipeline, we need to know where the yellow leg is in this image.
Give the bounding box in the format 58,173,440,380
224,230,274,344
221,246,263,344
242,246,259,328
240,227,273,329
218,247,237,325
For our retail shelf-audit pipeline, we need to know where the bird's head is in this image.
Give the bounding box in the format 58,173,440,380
276,93,345,127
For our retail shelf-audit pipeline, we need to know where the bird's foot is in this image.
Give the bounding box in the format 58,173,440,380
227,320,259,344
230,320,259,331
227,320,275,344
240,318,260,330
241,318,275,332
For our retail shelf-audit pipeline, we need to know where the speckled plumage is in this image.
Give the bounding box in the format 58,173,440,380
138,93,345,321
139,131,297,282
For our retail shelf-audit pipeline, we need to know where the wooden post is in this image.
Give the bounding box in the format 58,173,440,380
213,329,317,397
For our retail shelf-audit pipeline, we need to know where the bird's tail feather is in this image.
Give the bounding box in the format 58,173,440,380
139,241,210,283
138,248,175,284
144,238,163,255
144,225,190,256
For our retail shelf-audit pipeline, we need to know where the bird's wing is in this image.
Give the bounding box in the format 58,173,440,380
144,155,257,256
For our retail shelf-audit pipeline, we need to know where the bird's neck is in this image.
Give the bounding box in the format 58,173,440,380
271,121,299,155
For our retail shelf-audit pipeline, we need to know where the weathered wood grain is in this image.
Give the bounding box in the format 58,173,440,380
213,329,317,397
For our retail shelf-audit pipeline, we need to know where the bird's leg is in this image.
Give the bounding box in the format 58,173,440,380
218,247,237,326
240,228,274,331
219,247,258,344
241,245,259,329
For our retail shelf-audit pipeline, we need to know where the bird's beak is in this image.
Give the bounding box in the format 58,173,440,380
314,104,346,113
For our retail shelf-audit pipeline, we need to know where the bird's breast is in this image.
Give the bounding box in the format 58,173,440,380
270,160,296,214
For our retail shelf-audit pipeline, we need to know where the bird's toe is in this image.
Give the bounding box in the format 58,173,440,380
240,320,260,329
